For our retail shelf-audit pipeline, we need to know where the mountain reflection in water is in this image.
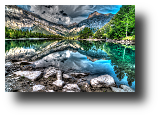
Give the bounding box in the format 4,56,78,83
5,39,135,89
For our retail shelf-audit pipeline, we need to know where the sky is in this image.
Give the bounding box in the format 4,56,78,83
17,5,122,25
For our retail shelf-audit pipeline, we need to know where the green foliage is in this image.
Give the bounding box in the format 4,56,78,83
5,27,64,39
78,27,93,39
95,5,135,40
93,30,104,39
122,35,135,41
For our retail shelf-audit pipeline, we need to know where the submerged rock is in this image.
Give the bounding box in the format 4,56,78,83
90,74,115,88
62,84,81,92
13,71,42,81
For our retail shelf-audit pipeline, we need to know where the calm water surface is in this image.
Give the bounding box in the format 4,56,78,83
5,39,135,90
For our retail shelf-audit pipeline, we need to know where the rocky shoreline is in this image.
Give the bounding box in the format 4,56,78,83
5,60,135,92
77,39,135,45
106,39,135,45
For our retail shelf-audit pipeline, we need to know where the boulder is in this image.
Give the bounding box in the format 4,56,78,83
70,72,90,78
120,85,135,92
90,74,115,88
56,70,62,80
33,85,45,92
62,84,81,92
14,71,42,81
52,80,64,87
43,67,57,78
110,87,127,92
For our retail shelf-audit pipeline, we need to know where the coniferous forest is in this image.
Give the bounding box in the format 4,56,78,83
94,5,135,40
5,27,64,39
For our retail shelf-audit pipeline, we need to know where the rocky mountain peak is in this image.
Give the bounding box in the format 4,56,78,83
87,11,102,19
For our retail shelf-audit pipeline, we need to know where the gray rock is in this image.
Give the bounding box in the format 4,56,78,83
56,70,62,80
62,84,81,92
110,87,127,92
14,71,42,81
120,85,135,92
33,85,45,92
43,67,57,78
52,80,64,87
90,74,115,88
63,74,72,79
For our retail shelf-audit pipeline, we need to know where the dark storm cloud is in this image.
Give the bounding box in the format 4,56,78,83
59,10,68,16
17,5,122,25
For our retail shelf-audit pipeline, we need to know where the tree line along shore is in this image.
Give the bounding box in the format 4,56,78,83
5,5,135,41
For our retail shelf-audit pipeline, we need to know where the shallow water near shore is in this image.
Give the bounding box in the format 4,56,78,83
5,39,135,90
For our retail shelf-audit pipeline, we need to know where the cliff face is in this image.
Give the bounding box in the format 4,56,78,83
87,11,102,19
78,11,114,29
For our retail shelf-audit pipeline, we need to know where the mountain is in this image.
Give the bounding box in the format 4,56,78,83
77,11,114,29
5,5,67,35
87,11,102,19
5,5,114,37
5,5,85,36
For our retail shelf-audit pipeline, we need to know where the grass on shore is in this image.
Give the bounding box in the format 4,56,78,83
122,35,135,41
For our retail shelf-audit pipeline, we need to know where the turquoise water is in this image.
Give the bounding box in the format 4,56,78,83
5,39,135,90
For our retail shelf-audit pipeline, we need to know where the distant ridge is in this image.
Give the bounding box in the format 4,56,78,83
87,11,113,19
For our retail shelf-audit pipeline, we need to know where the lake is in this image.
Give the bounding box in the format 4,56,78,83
5,39,135,90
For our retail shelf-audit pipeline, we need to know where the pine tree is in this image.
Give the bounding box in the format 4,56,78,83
96,5,135,40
